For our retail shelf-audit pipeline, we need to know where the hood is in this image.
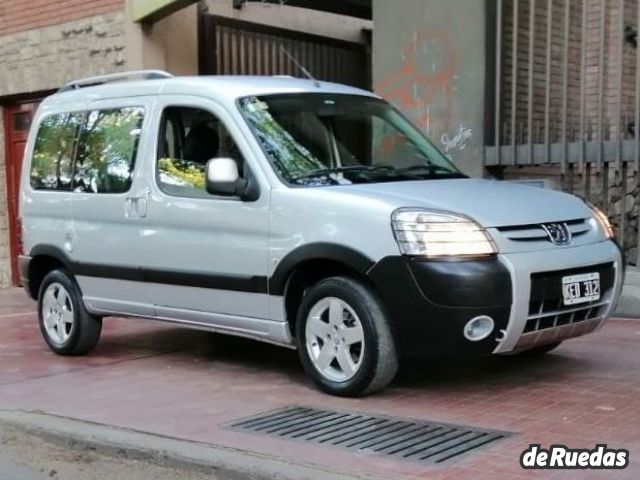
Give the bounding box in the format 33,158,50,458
330,179,591,228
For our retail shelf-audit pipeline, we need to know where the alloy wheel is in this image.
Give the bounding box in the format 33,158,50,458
305,297,365,382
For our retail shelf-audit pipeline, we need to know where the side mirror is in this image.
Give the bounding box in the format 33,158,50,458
205,158,258,201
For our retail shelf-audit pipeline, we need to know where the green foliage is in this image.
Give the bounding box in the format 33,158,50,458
31,108,144,193
158,157,205,188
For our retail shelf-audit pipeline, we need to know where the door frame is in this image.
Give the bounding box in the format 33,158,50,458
3,101,38,286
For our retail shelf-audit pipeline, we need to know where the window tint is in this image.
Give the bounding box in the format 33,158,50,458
30,112,83,190
74,107,144,194
157,106,245,198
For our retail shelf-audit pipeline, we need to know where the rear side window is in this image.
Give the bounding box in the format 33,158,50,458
30,112,83,190
29,107,144,194
75,107,145,194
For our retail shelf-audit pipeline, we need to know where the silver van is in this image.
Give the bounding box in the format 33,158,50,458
19,70,623,396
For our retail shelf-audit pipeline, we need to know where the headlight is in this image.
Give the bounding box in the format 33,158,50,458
391,208,497,258
589,203,614,239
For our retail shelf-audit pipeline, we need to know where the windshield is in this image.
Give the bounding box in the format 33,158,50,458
238,93,465,187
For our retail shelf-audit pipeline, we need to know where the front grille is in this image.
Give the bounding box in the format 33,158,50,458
514,263,615,350
497,218,590,243
228,406,511,465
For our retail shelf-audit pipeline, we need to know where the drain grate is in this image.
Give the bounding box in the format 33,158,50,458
228,406,511,465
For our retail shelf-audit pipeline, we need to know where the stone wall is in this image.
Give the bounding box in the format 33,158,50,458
0,10,128,287
0,11,128,98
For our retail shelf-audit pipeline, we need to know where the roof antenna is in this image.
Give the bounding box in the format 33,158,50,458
280,45,321,88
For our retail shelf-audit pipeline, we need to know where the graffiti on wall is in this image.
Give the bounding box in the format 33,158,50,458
441,123,473,158
376,30,471,158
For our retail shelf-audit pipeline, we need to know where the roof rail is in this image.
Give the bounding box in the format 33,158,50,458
57,70,174,93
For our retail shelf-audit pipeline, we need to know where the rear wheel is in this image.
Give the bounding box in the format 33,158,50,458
296,277,398,397
38,269,102,355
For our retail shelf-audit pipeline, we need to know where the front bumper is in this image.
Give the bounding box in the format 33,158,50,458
367,256,512,358
366,240,623,359
493,240,623,354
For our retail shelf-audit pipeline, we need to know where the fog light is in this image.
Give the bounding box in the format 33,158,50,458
464,316,495,342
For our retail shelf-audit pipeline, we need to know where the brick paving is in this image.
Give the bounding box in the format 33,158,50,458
0,288,638,479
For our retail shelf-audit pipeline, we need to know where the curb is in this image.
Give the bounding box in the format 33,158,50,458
0,410,376,480
614,268,640,319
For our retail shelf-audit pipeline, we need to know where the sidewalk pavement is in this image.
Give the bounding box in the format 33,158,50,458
1,287,639,480
614,267,640,318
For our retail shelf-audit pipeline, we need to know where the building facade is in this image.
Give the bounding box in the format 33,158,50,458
0,0,371,287
2,0,639,287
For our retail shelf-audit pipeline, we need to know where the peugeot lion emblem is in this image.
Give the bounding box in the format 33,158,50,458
541,222,572,246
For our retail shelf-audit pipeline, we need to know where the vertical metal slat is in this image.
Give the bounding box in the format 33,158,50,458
494,0,503,165
511,0,520,165
635,0,640,265
617,0,627,248
561,0,570,177
544,0,553,162
598,0,609,210
580,0,589,197
528,0,536,164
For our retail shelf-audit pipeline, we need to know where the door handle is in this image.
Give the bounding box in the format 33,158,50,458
125,189,150,219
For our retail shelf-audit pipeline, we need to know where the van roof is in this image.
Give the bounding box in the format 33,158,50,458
43,75,378,108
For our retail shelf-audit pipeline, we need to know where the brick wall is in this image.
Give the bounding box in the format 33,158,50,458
0,0,124,36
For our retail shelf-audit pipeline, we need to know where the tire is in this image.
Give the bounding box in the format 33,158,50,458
37,269,102,356
518,341,562,356
296,276,398,397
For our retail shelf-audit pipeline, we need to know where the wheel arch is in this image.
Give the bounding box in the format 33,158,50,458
26,245,73,299
270,243,376,335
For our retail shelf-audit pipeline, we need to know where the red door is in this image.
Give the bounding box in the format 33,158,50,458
3,103,37,286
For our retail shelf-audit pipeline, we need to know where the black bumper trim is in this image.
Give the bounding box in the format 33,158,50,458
367,256,512,358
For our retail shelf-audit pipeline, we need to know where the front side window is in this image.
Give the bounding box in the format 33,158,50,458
30,112,83,191
74,107,144,194
238,93,465,187
156,106,245,198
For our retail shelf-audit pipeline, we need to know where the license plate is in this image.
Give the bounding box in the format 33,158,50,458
562,272,600,306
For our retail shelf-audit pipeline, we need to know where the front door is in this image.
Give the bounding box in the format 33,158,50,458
143,97,272,328
3,103,37,286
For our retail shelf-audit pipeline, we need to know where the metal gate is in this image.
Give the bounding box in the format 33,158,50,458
484,0,640,264
199,15,370,89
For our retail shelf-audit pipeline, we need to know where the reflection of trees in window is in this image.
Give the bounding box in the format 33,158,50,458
31,113,83,190
75,107,144,194
239,98,324,180
158,158,205,189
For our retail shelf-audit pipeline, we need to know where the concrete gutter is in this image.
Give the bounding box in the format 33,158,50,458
614,267,640,319
0,410,376,480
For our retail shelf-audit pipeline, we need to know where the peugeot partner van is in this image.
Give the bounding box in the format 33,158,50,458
19,71,623,396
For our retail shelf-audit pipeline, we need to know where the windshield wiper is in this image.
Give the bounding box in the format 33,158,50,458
290,165,395,184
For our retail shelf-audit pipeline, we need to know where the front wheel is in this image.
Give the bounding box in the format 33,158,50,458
296,277,398,397
38,269,102,356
